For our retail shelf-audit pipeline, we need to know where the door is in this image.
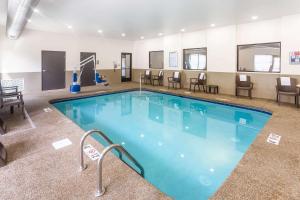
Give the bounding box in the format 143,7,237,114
80,52,96,87
42,51,66,91
121,53,132,82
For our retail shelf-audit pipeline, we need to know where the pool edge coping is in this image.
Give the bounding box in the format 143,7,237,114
49,88,273,115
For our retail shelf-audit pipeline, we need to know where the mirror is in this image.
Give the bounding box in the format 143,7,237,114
183,48,207,70
237,42,281,73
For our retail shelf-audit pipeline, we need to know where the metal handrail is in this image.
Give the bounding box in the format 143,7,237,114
79,129,122,171
96,144,144,197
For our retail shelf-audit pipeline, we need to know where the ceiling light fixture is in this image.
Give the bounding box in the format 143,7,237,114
140,36,145,40
252,16,258,20
67,25,72,29
180,28,185,32
33,8,39,13
27,19,32,23
121,33,126,37
97,30,103,33
158,33,163,36
210,24,216,27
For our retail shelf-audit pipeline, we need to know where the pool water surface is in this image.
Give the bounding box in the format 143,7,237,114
53,90,271,200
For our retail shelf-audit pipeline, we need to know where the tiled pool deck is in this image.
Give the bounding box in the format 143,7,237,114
0,83,299,200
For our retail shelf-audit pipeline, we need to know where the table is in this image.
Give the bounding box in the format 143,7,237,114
206,85,219,94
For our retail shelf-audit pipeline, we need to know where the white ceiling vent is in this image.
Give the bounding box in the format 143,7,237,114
6,0,40,40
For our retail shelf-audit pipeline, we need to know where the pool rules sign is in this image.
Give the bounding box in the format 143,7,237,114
290,51,300,65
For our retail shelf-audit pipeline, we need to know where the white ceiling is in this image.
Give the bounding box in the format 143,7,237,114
1,0,300,40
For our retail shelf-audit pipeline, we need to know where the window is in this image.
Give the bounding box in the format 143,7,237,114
183,48,207,70
149,51,164,69
237,42,281,73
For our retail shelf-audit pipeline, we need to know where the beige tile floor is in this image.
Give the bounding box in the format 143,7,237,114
0,82,299,200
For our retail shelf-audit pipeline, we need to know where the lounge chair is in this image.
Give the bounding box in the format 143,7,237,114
236,74,254,99
168,71,181,89
0,82,19,96
152,71,164,86
0,142,7,167
0,90,25,119
189,72,207,92
141,70,152,85
276,77,298,107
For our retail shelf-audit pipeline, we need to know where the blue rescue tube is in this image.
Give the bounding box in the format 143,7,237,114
72,72,78,83
95,73,107,83
70,84,80,94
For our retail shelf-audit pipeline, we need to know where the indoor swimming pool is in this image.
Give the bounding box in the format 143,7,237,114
53,90,271,200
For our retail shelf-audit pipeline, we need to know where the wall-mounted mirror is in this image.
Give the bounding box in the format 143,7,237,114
183,48,207,70
149,51,164,69
237,42,281,73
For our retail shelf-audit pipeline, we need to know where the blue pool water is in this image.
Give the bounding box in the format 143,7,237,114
53,91,271,200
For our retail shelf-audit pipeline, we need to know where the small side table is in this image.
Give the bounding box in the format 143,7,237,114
206,85,219,94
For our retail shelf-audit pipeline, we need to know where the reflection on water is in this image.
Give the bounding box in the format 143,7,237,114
54,91,271,200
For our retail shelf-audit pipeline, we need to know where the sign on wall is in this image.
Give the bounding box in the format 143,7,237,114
290,51,300,65
169,51,178,67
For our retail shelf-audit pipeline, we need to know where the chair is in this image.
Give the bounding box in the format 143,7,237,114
152,71,164,86
0,82,21,113
0,142,7,167
236,74,254,99
141,70,152,84
0,91,25,119
0,81,19,96
276,77,298,107
168,71,181,89
189,72,207,92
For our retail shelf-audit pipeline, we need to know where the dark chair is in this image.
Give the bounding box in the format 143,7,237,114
168,71,181,89
0,83,22,113
0,82,19,96
276,77,298,107
0,142,7,167
236,75,254,99
141,70,152,84
0,91,25,119
189,72,207,92
152,71,164,86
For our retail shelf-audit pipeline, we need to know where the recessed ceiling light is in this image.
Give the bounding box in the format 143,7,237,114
140,36,145,40
67,25,72,29
97,30,103,34
27,19,32,23
180,28,185,32
252,16,258,20
158,33,163,36
121,33,126,37
210,24,216,27
33,8,39,13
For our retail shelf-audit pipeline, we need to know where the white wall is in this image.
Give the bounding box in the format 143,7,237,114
206,25,236,72
0,26,4,73
281,14,300,74
133,14,300,75
2,13,300,75
0,27,134,73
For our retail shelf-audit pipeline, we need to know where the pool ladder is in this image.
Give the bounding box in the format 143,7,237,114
79,129,144,197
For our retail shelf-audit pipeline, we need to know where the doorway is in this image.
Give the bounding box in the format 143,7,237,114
80,52,96,87
121,53,132,82
42,50,66,91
